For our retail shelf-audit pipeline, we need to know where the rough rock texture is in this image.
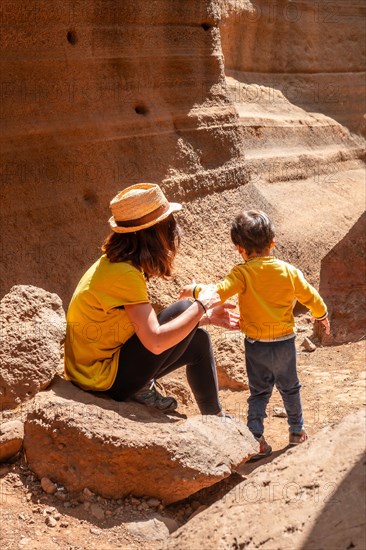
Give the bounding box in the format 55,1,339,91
159,379,194,407
0,285,65,410
319,212,366,344
0,420,24,462
166,408,366,550
23,377,258,504
127,518,169,541
0,0,365,355
0,0,246,304
215,335,248,390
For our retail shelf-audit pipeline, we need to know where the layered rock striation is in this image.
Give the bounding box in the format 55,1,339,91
1,0,365,347
221,0,366,135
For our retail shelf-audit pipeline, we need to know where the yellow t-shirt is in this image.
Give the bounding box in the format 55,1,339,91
208,257,326,340
64,255,149,391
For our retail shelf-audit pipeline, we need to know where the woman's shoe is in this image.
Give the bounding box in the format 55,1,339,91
289,429,308,445
131,379,178,412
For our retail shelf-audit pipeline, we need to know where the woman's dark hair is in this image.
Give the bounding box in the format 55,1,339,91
102,214,181,278
231,210,275,255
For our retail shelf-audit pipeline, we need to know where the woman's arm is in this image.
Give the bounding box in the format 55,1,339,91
125,285,220,354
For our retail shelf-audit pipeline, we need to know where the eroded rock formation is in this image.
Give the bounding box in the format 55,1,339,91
0,285,65,410
166,408,366,549
0,0,365,348
319,212,366,344
221,0,366,135
0,0,246,305
215,334,248,390
24,377,258,504
217,0,366,335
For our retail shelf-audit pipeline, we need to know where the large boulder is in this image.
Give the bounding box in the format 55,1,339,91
0,285,65,410
23,377,258,504
166,408,366,549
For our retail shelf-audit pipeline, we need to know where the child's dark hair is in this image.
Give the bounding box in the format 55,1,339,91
231,210,275,255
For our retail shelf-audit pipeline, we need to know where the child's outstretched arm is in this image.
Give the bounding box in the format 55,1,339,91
179,266,245,302
178,268,245,330
293,269,330,335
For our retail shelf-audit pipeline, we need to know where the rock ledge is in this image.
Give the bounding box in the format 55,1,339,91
24,377,258,504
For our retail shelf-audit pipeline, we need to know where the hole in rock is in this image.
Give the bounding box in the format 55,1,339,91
83,191,97,206
67,31,78,45
135,104,149,116
201,23,212,31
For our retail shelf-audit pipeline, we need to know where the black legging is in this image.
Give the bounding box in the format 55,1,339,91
106,300,221,415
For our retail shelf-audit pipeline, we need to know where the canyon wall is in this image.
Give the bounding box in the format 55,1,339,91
217,0,366,340
221,0,366,135
0,0,365,329
0,0,246,304
319,212,366,345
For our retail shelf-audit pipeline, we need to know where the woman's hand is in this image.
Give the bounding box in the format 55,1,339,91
197,284,221,311
201,304,240,330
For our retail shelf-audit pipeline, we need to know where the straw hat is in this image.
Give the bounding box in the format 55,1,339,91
109,183,182,233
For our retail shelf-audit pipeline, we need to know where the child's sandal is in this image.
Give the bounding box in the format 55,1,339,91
289,429,308,445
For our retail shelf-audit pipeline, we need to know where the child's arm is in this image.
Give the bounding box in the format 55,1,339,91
293,269,330,334
179,280,205,300
179,267,245,302
179,280,240,330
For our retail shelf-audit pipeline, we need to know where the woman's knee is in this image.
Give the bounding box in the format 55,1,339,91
190,328,213,356
194,327,210,343
157,300,192,324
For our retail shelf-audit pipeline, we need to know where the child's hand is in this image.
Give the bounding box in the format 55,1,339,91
312,316,331,335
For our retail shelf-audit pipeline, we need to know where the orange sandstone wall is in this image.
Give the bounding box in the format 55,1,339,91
0,0,246,304
221,0,366,135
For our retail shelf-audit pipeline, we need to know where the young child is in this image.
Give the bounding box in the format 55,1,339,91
180,210,330,457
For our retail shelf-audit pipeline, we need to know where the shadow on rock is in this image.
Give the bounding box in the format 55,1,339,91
301,453,366,550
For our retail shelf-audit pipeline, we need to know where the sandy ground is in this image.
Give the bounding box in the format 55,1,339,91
1,320,364,550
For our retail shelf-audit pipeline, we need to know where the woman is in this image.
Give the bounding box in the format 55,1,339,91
64,183,239,415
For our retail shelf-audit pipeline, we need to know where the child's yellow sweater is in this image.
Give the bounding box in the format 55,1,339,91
203,256,327,341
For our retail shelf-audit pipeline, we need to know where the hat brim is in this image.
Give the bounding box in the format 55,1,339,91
109,202,182,233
